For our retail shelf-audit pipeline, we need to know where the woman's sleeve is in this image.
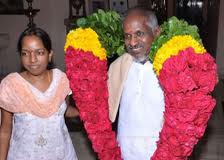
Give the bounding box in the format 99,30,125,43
0,75,21,113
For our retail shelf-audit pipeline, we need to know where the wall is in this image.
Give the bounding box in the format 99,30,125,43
0,13,26,74
128,0,138,8
0,0,140,76
1,0,224,76
0,0,69,74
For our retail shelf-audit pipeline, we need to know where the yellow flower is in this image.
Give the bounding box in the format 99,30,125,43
64,28,107,60
153,35,206,75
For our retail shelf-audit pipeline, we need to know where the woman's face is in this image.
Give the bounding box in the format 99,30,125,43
20,35,53,76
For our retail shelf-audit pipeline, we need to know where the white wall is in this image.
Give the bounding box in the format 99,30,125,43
0,0,69,74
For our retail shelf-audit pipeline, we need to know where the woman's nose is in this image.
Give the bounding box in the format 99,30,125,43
30,51,37,63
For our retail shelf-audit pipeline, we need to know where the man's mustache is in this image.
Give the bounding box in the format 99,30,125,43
127,43,144,51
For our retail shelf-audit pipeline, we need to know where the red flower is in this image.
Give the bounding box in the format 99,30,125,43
65,47,122,160
151,48,217,160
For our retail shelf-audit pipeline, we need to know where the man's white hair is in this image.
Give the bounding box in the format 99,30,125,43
124,8,159,35
145,10,158,34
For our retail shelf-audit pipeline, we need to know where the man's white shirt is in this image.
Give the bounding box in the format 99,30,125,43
118,61,165,159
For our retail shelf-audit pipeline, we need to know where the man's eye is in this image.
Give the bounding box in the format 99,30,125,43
124,34,131,40
136,31,144,37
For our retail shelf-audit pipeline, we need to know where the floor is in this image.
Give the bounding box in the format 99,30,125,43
70,131,97,160
67,80,224,160
66,118,97,160
189,80,224,160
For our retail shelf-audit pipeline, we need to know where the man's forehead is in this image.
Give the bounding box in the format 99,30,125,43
124,14,145,25
123,16,153,35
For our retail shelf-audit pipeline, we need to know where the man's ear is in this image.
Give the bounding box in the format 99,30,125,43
154,26,161,38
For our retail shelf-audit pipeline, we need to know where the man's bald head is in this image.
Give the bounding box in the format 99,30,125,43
123,8,159,34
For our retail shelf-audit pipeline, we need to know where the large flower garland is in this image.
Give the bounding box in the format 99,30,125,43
149,23,217,159
65,13,218,160
151,47,217,159
65,28,122,160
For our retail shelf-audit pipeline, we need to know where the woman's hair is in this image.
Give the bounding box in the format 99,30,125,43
17,27,55,69
17,27,52,53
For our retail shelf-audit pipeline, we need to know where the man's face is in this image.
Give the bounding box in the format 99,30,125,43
124,15,155,62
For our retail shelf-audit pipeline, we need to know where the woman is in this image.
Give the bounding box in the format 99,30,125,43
0,27,79,160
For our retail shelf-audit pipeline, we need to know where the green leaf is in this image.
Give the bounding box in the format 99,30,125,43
98,9,105,15
76,18,87,27
117,45,125,56
74,9,124,58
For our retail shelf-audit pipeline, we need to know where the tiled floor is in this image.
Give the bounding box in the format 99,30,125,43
68,80,224,160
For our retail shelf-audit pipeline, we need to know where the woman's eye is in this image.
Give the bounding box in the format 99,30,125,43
36,50,45,56
21,51,29,56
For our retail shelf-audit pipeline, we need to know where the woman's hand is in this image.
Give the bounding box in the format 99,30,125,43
65,105,79,118
65,95,79,118
0,109,13,160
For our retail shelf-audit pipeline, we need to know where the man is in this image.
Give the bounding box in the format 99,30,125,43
108,8,165,159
